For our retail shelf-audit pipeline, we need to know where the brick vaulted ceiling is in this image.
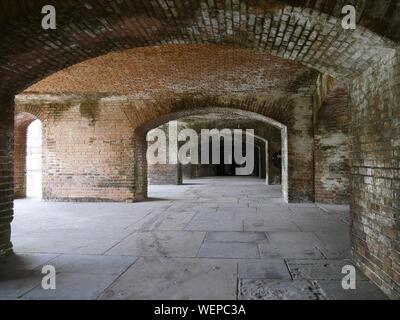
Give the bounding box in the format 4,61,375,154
24,45,317,98
1,0,399,96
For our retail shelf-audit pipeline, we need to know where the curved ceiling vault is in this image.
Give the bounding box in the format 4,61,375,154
0,0,399,95
23,44,317,99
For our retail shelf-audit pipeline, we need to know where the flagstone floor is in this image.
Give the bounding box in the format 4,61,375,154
0,177,387,300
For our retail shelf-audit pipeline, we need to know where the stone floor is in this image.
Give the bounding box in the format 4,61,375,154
0,177,387,300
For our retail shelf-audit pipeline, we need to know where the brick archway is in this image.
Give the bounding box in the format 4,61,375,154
0,1,399,298
134,106,305,203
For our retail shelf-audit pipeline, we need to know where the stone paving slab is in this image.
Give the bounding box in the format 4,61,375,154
243,219,300,232
238,259,291,279
314,230,351,245
286,259,367,280
23,272,120,300
316,244,352,259
13,235,121,255
47,254,138,274
0,270,43,298
292,219,348,233
317,280,389,300
106,231,206,257
98,257,237,300
239,279,328,300
259,242,325,259
266,231,321,244
12,227,133,240
157,212,197,230
205,231,267,243
0,253,59,271
186,212,243,231
198,242,260,259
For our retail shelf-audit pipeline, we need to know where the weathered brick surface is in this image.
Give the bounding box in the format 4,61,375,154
27,45,313,99
0,0,397,95
314,78,350,204
148,123,183,185
0,0,399,299
16,95,137,202
13,42,318,203
15,92,314,203
148,164,183,185
136,98,315,203
0,96,14,256
349,50,400,299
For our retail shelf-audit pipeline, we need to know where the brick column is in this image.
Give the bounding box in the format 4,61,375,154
13,123,28,198
0,95,14,257
259,144,267,182
40,98,138,202
314,83,350,204
148,164,183,185
286,96,315,203
133,130,148,201
253,147,260,177
182,164,194,179
147,122,183,185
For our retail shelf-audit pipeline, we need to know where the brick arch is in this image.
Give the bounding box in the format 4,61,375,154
0,0,398,297
231,132,270,182
0,0,397,95
14,112,38,130
136,106,286,133
127,95,294,132
179,116,283,184
133,106,292,201
15,105,47,123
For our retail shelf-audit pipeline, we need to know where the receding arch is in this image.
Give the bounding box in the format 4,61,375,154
135,107,289,201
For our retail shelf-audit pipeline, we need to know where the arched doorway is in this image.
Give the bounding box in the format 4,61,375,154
26,119,42,199
136,107,290,202
14,112,42,200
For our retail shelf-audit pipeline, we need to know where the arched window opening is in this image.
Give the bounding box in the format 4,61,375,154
26,119,42,198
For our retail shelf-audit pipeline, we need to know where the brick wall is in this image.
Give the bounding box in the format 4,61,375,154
349,50,400,299
286,92,315,202
13,121,28,199
17,96,138,202
147,123,183,185
148,164,183,185
314,80,351,204
0,96,14,256
15,93,316,204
